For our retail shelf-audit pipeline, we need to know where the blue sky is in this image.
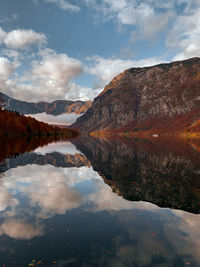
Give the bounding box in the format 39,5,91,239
0,0,199,102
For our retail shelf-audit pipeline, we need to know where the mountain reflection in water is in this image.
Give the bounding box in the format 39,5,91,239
72,136,200,214
0,136,200,266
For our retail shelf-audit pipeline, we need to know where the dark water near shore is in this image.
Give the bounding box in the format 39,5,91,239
0,136,200,266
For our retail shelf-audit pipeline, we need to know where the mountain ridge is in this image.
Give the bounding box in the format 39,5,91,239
72,57,200,135
0,92,91,115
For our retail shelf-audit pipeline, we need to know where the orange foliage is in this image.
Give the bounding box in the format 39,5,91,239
0,107,78,138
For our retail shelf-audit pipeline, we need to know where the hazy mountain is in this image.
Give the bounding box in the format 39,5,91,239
0,92,91,115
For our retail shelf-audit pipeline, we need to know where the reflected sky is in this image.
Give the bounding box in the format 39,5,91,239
0,139,200,266
34,141,81,155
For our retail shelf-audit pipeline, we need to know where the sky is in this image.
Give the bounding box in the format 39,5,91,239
0,0,200,102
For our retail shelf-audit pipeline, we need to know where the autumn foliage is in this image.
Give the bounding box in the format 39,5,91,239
0,107,78,138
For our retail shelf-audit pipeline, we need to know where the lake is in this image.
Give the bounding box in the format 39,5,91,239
0,135,200,266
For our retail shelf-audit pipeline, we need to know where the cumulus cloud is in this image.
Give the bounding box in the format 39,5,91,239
0,57,14,79
13,50,83,102
5,29,47,49
31,52,82,88
0,57,15,96
0,48,87,102
0,27,95,102
45,0,80,12
0,27,47,50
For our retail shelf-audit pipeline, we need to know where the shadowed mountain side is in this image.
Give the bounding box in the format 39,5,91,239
0,152,90,173
72,136,200,214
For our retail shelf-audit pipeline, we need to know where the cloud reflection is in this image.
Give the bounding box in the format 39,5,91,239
0,156,199,266
34,141,81,155
0,219,43,239
0,187,18,211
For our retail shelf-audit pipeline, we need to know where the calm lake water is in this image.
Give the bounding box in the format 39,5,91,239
0,136,200,266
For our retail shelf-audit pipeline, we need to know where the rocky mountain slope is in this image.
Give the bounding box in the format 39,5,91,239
72,57,200,134
0,92,91,115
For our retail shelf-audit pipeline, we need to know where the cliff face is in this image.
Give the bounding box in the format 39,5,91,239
72,57,200,133
0,92,91,115
72,136,200,214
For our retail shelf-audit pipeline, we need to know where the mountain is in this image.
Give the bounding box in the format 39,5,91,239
0,92,91,115
72,57,200,134
72,135,200,214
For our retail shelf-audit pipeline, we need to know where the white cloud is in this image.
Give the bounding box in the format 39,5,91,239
0,28,95,102
0,57,15,97
0,27,47,50
23,51,84,101
4,29,47,50
31,52,82,88
1,49,87,102
83,0,173,40
45,0,80,12
0,57,14,79
169,7,200,60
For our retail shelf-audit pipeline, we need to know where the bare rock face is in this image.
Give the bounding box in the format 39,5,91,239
72,57,200,132
0,92,91,115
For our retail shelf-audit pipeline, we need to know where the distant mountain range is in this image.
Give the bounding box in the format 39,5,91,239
72,57,200,135
0,92,91,115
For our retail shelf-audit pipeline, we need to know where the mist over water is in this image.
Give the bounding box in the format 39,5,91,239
26,113,82,125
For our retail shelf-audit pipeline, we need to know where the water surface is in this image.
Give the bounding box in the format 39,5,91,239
0,136,200,266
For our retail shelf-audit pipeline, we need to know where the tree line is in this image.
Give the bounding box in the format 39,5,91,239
0,107,78,138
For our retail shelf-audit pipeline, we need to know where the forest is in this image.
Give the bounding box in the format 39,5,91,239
0,107,78,139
